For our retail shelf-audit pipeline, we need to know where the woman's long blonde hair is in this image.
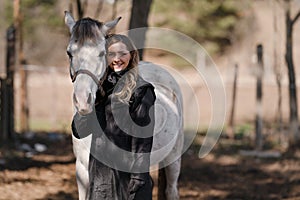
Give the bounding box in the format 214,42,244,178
106,34,139,104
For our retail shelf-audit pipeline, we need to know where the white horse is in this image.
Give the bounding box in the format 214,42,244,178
64,11,184,200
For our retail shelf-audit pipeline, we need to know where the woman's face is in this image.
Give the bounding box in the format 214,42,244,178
107,42,131,72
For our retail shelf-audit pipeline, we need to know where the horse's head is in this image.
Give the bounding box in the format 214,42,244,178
64,11,121,115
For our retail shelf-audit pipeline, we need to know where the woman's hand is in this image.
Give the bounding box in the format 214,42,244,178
128,178,145,199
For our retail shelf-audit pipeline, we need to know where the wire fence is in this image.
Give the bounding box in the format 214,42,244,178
14,65,73,133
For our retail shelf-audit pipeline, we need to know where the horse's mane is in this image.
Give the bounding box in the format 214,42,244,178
72,17,103,46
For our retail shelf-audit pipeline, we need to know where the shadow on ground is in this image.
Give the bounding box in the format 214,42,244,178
179,133,300,200
1,132,300,199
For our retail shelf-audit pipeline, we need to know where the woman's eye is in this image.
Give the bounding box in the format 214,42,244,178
107,51,129,58
120,52,128,56
107,52,115,58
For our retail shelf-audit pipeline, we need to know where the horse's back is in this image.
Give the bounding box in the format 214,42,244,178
138,61,184,166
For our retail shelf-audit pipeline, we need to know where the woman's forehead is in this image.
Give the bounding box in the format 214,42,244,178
108,42,128,52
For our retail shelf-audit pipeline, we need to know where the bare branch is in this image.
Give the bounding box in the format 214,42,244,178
292,10,300,25
76,0,83,18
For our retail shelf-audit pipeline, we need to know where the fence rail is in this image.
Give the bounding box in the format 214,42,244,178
14,65,73,132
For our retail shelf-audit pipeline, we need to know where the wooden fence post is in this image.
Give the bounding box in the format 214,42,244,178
0,78,8,140
228,63,239,138
0,78,1,135
255,44,264,150
3,26,16,140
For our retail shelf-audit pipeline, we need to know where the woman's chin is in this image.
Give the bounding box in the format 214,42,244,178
113,66,124,72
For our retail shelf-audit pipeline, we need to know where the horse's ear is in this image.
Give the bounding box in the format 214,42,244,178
101,17,122,35
64,11,76,33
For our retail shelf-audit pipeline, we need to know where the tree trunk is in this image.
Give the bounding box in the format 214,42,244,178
76,0,88,19
18,11,28,133
14,0,29,133
273,0,283,144
128,0,153,60
285,3,300,144
76,0,83,19
286,11,297,124
94,0,104,18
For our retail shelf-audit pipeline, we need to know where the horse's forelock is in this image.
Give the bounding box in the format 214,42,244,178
72,18,104,46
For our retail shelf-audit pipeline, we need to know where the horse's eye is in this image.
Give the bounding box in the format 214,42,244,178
99,51,106,57
67,51,73,58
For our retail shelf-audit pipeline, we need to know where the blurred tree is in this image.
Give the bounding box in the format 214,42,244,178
14,0,29,133
273,0,283,140
94,0,104,19
129,0,153,60
4,0,63,38
152,0,246,54
72,0,88,19
71,0,121,20
3,0,64,132
283,0,300,146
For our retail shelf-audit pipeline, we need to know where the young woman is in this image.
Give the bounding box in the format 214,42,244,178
73,34,156,200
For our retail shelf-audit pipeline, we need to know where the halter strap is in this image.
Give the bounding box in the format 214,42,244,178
72,69,99,84
71,69,107,97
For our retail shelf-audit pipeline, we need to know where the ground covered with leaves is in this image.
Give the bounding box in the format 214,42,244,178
0,132,300,200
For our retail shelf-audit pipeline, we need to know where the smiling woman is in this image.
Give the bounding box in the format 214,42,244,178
107,42,131,72
104,34,139,103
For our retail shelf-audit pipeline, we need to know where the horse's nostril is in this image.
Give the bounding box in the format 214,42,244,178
87,93,92,104
79,108,90,115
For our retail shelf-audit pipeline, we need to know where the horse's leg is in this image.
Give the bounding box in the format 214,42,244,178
72,134,92,200
158,160,180,200
164,127,183,200
164,158,181,200
157,166,167,200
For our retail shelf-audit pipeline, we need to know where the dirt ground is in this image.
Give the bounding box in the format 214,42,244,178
1,131,300,200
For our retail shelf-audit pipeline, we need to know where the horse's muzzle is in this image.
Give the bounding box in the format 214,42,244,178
74,93,94,115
